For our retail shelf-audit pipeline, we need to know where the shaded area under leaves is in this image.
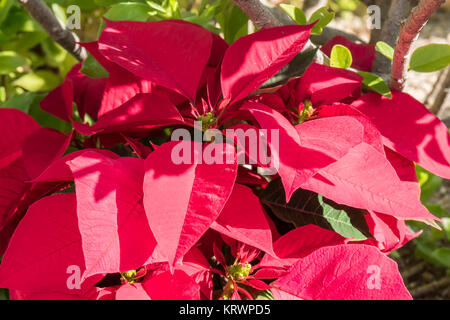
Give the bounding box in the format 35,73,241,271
259,177,372,240
393,241,450,300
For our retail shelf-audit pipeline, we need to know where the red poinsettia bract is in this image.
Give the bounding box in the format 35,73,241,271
0,19,449,300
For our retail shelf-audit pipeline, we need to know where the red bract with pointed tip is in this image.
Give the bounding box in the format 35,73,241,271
221,24,313,104
212,183,275,256
352,91,450,179
1,18,447,301
0,194,100,295
0,109,71,254
99,19,213,102
273,244,412,300
143,141,237,267
295,62,363,105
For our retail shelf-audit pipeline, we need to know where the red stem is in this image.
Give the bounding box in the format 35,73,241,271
390,0,445,91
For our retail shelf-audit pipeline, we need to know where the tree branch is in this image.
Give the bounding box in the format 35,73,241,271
390,0,445,91
231,0,327,65
310,27,364,46
17,0,87,61
426,67,450,115
260,0,295,26
371,0,411,82
231,0,285,29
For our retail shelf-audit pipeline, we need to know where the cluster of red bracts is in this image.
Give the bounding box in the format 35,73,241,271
0,19,449,300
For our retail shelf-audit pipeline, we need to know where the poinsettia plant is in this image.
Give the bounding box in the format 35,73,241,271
0,0,449,301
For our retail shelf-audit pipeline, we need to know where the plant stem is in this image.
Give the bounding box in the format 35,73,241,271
371,0,412,82
230,0,326,64
390,0,445,91
231,0,284,29
16,0,87,61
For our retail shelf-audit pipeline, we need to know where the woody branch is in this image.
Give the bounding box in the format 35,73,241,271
390,0,445,91
16,0,87,61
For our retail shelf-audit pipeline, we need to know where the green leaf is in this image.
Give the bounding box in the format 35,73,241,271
416,165,443,203
308,7,335,35
182,15,221,34
317,195,368,240
95,0,146,6
7,32,48,52
410,44,450,72
0,51,29,74
104,2,151,21
98,2,154,36
330,44,352,69
53,0,98,11
51,3,67,24
0,86,5,103
416,243,450,269
432,248,450,268
260,178,370,240
215,0,248,44
165,0,181,19
1,9,32,36
0,288,8,300
41,38,68,67
261,48,318,88
280,4,306,25
0,0,14,27
27,93,72,132
442,217,450,241
12,70,61,92
375,41,394,60
358,71,392,99
199,0,222,19
0,92,36,113
81,52,109,78
198,0,209,16
59,52,79,77
94,0,130,6
254,290,274,300
425,204,448,219
146,0,167,14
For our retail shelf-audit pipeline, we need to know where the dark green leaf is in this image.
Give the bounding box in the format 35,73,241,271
254,290,274,300
0,92,36,113
415,242,450,268
7,32,48,52
41,38,68,67
261,48,318,88
280,4,306,25
182,15,221,34
260,178,370,240
0,0,14,27
308,7,335,35
12,70,62,92
28,93,72,132
0,51,29,74
81,52,109,78
0,288,8,300
215,0,248,44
